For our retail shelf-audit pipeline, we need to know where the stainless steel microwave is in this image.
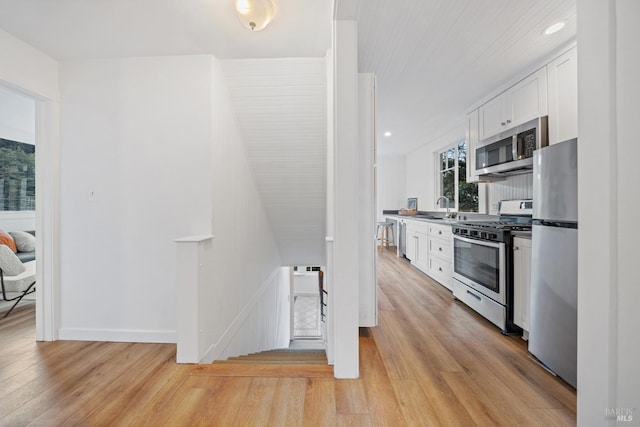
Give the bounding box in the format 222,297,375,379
475,116,548,177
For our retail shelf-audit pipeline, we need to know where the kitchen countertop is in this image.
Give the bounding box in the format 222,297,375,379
384,214,458,225
511,230,532,239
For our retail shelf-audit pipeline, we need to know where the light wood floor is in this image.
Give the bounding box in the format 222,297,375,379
0,249,576,426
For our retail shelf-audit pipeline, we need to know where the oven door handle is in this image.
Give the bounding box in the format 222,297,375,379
453,234,503,249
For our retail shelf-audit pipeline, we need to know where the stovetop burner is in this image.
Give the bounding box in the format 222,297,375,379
457,221,532,231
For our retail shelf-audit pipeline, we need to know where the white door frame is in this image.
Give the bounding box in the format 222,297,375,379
34,97,59,341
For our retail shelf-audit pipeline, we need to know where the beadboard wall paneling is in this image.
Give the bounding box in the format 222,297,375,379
488,173,533,214
221,58,327,266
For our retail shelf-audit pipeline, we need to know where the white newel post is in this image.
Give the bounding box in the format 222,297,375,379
175,235,215,363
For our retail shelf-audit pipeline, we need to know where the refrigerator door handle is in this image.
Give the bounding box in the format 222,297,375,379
534,219,579,229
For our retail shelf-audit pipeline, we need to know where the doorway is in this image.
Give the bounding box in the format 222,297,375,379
290,266,325,349
0,85,37,317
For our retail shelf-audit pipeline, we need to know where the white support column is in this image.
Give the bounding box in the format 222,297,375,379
175,234,215,363
332,18,359,379
578,0,640,424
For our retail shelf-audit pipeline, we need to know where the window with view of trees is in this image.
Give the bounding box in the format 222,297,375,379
437,140,478,212
0,138,36,211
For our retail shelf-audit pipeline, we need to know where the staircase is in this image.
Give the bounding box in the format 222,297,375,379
215,349,327,365
195,349,332,378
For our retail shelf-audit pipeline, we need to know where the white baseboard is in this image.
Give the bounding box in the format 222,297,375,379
58,327,176,343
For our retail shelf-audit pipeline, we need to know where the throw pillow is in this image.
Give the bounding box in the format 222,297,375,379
9,231,36,253
0,230,18,253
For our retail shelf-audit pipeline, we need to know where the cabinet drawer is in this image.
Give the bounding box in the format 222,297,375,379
428,236,451,261
428,256,451,289
428,222,451,238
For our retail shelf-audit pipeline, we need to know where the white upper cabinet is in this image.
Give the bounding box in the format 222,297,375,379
479,68,548,141
547,46,578,145
465,109,481,184
478,95,505,140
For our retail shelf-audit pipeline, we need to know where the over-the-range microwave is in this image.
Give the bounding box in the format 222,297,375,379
475,116,548,177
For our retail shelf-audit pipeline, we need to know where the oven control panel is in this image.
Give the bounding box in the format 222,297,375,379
453,226,505,243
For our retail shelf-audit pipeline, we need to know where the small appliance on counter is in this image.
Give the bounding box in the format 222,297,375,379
451,199,533,334
398,197,417,216
529,138,578,388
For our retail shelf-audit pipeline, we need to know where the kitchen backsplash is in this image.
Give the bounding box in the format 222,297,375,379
488,173,533,214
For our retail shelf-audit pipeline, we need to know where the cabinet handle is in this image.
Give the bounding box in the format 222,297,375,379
506,119,511,124
467,290,482,301
438,247,442,251
501,122,506,126
438,230,442,235
514,246,519,250
438,267,443,272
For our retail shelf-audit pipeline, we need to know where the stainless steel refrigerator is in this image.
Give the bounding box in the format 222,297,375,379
529,138,578,388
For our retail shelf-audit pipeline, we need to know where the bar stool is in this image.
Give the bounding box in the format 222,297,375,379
376,221,395,250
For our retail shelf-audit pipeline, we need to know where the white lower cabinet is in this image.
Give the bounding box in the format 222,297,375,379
513,236,532,334
415,231,428,272
405,220,428,273
427,222,453,290
405,220,453,290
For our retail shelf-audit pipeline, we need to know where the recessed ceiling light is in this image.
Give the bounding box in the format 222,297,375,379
544,21,565,35
384,132,392,137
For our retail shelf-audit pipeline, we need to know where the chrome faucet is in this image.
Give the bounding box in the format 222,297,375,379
435,196,452,218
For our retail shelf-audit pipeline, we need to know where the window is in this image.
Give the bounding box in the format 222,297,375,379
437,140,478,212
0,138,35,211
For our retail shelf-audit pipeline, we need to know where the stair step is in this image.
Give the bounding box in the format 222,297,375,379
194,363,333,378
214,349,327,366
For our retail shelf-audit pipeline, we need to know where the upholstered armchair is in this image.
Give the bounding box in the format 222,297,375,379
0,244,36,318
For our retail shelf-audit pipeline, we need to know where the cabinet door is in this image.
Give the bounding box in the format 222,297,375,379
508,68,548,128
416,231,428,271
547,47,578,145
405,226,417,261
479,94,506,140
513,237,532,332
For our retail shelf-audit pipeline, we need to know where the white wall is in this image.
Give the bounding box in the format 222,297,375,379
358,73,376,327
293,271,319,295
331,19,359,378
376,155,406,219
0,29,58,100
578,1,640,425
58,56,214,342
201,58,285,359
405,123,465,211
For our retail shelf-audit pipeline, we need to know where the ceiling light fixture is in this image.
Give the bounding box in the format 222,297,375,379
384,132,392,137
234,0,276,31
543,21,566,35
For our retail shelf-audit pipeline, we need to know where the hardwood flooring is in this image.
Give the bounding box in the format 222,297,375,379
0,249,576,426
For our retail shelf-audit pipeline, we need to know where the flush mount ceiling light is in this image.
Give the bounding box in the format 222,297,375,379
234,0,276,31
384,131,392,137
543,21,566,35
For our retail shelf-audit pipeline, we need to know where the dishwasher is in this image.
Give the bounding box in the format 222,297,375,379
398,220,407,258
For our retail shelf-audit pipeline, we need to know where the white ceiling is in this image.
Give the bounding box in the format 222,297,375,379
0,0,332,59
357,0,577,155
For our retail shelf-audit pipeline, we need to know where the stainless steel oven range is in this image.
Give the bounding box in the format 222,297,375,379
451,200,532,334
